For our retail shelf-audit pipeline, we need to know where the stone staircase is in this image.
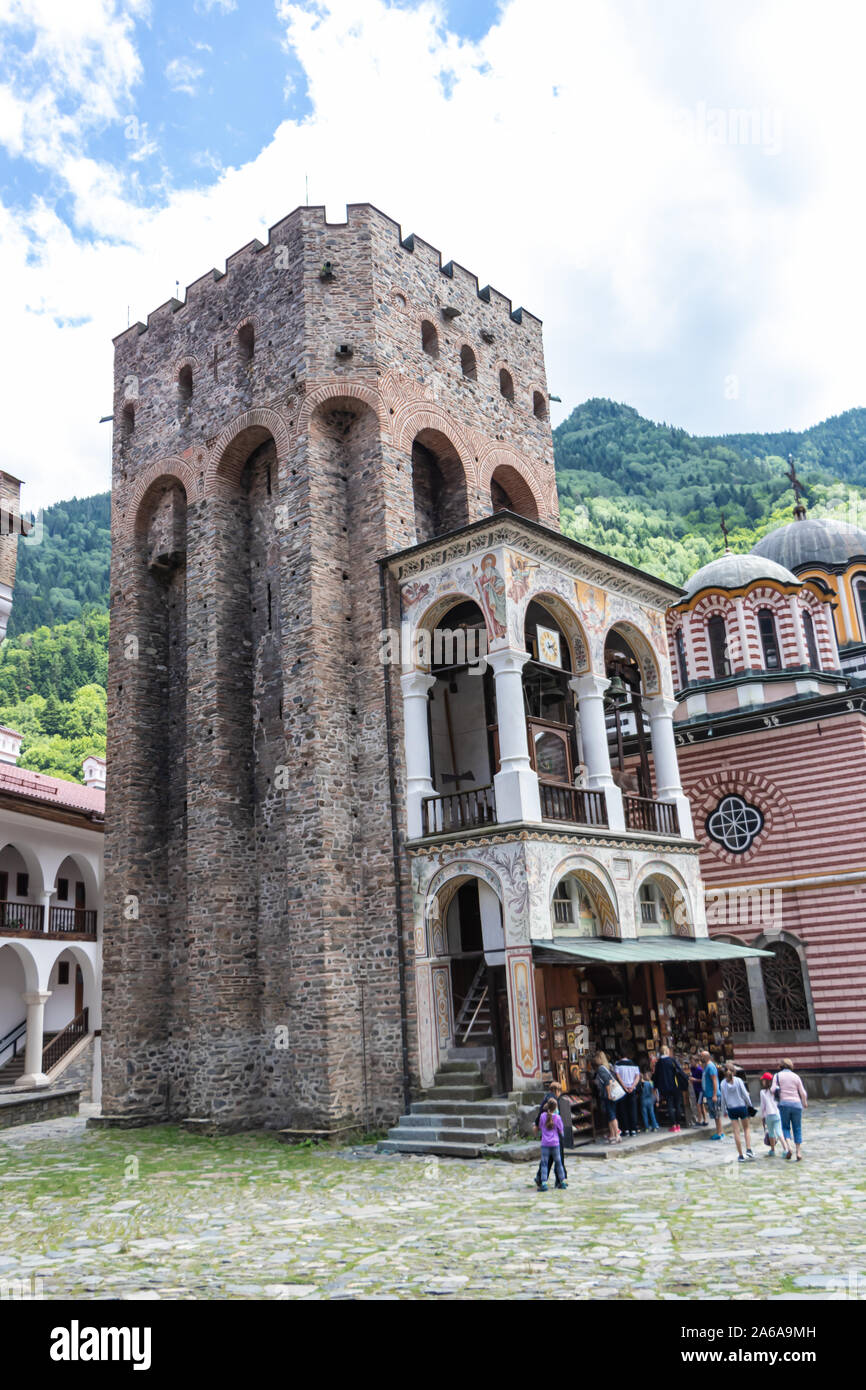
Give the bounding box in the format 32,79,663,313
0,1034,57,1088
378,1060,521,1158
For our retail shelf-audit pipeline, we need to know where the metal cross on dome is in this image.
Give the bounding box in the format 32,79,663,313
786,452,806,503
706,794,764,853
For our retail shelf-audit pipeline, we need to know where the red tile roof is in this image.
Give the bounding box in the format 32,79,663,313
0,764,105,817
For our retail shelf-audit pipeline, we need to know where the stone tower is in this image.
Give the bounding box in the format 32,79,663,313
101,203,558,1130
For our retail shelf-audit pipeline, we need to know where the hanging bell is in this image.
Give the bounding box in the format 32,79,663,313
605,674,628,705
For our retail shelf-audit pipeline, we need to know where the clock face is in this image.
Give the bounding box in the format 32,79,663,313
536,625,561,667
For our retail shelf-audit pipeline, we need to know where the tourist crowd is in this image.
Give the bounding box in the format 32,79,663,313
533,1051,809,1187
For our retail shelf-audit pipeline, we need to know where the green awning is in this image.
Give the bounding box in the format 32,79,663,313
531,937,773,964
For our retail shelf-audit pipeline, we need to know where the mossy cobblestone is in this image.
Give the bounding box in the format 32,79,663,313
1,1100,864,1300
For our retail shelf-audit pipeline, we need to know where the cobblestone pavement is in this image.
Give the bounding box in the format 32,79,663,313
1,1100,865,1300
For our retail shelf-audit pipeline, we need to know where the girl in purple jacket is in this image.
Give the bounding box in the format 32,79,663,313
538,1100,568,1191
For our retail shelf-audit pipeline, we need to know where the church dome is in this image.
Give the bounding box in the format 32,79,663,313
751,517,866,570
683,551,800,598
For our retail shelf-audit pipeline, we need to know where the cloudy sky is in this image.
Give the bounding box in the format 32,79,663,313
1,0,865,507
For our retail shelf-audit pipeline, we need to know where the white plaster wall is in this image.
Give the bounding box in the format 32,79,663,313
0,944,25,1041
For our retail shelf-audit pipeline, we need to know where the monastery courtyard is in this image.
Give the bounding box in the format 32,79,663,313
1,1100,864,1301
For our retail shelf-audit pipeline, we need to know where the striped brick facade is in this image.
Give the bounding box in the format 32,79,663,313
668,581,837,687
674,710,866,1072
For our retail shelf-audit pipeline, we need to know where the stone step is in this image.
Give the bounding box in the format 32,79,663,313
394,1111,509,1132
386,1126,499,1146
411,1098,516,1117
378,1139,487,1158
436,1061,484,1075
423,1084,492,1102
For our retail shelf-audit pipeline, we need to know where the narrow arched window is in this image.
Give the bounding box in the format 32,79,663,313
803,611,821,669
762,941,810,1031
533,390,547,420
675,628,688,687
237,322,255,363
856,578,866,641
707,614,730,678
499,367,514,402
721,956,755,1032
177,364,193,404
421,320,439,358
121,403,135,440
757,608,780,669
460,345,477,380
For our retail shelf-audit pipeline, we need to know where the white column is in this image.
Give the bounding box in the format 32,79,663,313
487,648,541,823
839,581,856,644
41,890,52,934
15,989,51,1089
644,695,694,838
788,595,808,666
570,674,625,831
733,597,751,671
400,670,436,838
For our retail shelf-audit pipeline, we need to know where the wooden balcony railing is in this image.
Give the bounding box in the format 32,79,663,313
539,781,609,828
49,906,97,936
422,784,496,836
0,901,44,932
624,795,680,837
42,1008,89,1072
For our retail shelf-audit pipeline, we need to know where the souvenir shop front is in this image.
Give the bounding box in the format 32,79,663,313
531,938,770,1130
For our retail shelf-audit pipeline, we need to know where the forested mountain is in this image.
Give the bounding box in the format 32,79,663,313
554,400,866,585
10,492,110,637
2,400,864,778
0,611,108,781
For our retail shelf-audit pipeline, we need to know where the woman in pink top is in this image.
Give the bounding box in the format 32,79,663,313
771,1058,808,1161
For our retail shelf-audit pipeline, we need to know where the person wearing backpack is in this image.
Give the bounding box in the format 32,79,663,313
593,1050,623,1145
652,1045,687,1132
720,1064,756,1161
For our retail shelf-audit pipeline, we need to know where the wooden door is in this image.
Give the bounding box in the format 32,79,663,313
74,880,85,931
74,966,84,1016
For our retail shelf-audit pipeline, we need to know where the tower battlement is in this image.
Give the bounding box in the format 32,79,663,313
113,203,542,346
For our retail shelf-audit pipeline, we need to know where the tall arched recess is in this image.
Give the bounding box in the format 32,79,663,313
102,477,189,1122
185,427,284,1125
411,429,470,543
293,396,405,1128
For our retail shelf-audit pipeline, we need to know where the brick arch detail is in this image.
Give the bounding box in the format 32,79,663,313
392,402,476,482
173,354,199,378
204,406,292,497
690,592,737,620
124,458,198,540
296,379,385,435
685,768,798,868
232,313,258,338
478,448,546,521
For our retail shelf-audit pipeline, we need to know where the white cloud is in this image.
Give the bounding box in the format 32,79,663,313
1,0,866,511
164,56,204,96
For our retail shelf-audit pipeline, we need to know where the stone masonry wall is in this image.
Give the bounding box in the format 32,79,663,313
103,204,558,1129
